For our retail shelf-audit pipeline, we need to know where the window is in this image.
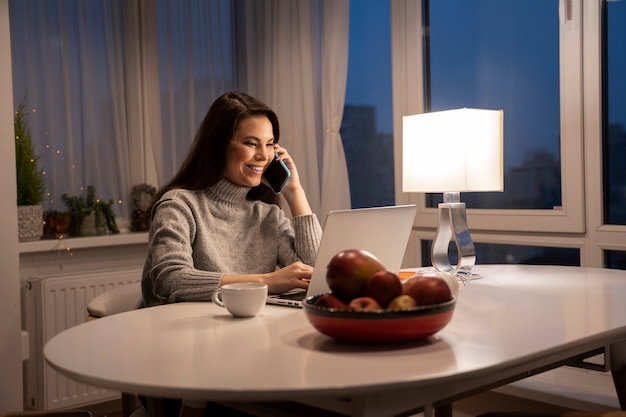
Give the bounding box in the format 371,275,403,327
10,1,129,215
417,0,581,266
393,0,588,267
423,241,580,266
427,1,561,211
394,0,626,269
341,0,394,209
9,0,238,224
606,250,626,270
11,1,354,228
402,0,585,243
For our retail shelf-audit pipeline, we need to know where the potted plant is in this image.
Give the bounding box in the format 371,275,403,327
130,183,156,232
62,185,119,237
15,100,46,242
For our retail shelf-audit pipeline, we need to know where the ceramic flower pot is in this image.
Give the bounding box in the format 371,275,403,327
18,204,44,242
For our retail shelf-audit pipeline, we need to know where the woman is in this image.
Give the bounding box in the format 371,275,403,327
141,91,322,307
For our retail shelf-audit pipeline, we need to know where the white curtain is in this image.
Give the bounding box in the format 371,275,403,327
10,1,133,219
391,0,425,267
10,0,350,225
391,0,424,202
9,0,238,224
122,0,161,188
242,0,351,220
153,0,237,185
320,0,351,218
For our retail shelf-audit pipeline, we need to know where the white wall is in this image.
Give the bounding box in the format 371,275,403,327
0,0,24,411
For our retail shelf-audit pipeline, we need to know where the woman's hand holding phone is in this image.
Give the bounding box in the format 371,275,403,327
266,146,313,217
263,153,291,194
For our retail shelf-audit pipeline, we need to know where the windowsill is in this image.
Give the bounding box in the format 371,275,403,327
18,232,149,254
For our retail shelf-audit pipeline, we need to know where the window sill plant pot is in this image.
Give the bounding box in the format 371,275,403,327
130,183,156,232
44,210,73,238
18,204,44,241
15,100,45,242
62,185,119,237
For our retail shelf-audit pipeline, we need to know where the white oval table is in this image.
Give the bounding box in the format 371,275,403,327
44,265,626,417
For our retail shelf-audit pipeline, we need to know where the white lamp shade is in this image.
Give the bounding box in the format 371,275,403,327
402,108,504,193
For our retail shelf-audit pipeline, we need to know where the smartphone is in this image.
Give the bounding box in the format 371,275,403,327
263,154,291,194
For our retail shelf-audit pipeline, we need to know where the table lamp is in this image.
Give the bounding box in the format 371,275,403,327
402,108,503,277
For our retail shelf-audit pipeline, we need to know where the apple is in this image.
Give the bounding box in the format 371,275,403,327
365,270,402,307
314,293,348,310
402,274,453,306
348,296,382,312
387,294,417,311
326,249,386,301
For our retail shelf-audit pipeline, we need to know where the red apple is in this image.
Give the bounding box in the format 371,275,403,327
365,270,402,307
348,296,382,312
402,274,453,306
326,249,386,301
314,293,348,311
387,294,417,311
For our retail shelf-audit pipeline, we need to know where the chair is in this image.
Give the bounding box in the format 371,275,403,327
87,282,143,321
86,282,143,417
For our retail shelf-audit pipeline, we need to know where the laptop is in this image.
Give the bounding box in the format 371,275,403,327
266,204,417,307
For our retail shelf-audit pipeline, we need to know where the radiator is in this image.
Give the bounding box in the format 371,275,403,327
22,267,143,411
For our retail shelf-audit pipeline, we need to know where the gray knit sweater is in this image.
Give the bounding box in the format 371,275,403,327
141,178,322,307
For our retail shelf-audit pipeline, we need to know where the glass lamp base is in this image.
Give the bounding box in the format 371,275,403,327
431,200,476,280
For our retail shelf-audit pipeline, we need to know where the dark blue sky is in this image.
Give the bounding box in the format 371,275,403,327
345,0,393,134
345,1,625,168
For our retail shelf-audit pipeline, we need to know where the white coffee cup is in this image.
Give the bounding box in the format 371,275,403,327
211,283,268,318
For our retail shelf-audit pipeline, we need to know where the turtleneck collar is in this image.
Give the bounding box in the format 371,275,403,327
208,177,252,204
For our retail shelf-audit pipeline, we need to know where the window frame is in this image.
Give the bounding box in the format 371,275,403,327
580,0,626,267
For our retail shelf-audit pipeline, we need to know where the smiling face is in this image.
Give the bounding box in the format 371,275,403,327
223,115,276,187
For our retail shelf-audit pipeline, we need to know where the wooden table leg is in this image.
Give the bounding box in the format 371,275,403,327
610,341,626,410
121,393,137,417
146,397,166,417
435,403,453,417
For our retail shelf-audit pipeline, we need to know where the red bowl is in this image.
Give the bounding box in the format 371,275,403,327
303,293,456,343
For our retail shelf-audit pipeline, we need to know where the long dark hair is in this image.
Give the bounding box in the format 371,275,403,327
149,91,280,213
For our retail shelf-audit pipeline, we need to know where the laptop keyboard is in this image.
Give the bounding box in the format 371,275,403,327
276,291,306,301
